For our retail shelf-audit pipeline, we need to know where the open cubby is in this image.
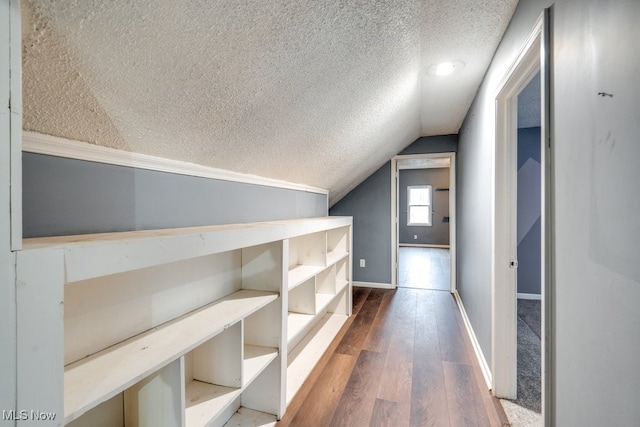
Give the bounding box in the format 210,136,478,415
17,217,351,426
327,226,350,266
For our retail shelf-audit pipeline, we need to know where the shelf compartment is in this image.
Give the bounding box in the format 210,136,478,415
185,322,242,427
336,257,349,283
64,290,277,423
64,249,242,366
288,278,315,316
241,352,282,418
244,298,280,387
225,407,277,426
326,227,349,266
286,312,316,349
66,394,124,427
326,250,349,268
243,345,278,388
286,313,349,406
315,293,335,316
316,265,337,296
241,242,284,293
327,287,350,316
288,232,326,275
185,381,241,427
288,264,324,290
68,359,185,427
124,358,184,426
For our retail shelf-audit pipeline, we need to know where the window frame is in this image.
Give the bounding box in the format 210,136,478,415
407,185,432,226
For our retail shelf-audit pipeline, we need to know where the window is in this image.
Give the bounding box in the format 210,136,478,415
407,185,432,226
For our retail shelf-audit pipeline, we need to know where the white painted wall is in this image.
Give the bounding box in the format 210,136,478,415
459,0,640,424
552,1,640,424
0,1,18,424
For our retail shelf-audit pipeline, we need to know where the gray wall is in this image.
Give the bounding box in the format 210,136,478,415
23,153,328,237
399,134,458,155
398,168,449,245
517,127,541,295
458,0,640,424
456,0,552,386
330,134,457,285
330,161,391,284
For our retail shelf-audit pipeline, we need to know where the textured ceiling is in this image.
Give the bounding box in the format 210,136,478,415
21,0,518,205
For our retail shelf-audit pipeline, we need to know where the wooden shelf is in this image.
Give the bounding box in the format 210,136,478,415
17,216,352,426
288,264,324,290
225,407,277,426
326,250,348,267
243,345,278,387
185,381,241,427
336,279,349,294
287,312,315,347
64,290,277,422
316,293,334,314
286,313,348,405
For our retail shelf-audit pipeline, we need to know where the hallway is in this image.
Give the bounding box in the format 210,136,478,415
278,287,509,426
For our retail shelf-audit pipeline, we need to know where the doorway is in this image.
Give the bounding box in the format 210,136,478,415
391,153,456,292
493,9,552,426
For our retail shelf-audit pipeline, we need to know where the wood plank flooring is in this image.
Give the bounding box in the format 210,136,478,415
399,247,450,290
278,287,509,427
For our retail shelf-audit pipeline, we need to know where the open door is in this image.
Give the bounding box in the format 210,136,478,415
492,8,553,425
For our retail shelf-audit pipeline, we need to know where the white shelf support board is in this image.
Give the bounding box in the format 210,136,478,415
16,248,65,424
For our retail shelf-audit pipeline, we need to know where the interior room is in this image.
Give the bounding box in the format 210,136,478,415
1,1,639,426
396,156,451,291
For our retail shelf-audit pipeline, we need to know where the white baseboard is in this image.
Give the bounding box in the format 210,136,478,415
517,293,542,300
352,281,394,289
452,290,492,390
399,243,450,249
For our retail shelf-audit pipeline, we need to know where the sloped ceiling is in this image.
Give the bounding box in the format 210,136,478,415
21,0,518,205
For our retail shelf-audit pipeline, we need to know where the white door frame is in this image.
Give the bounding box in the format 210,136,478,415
492,10,552,423
391,152,456,292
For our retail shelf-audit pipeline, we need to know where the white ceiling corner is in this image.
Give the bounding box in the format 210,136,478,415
21,0,519,206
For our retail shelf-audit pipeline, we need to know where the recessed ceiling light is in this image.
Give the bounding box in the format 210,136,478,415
427,60,464,77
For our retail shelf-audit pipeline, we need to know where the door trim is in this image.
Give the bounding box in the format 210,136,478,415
391,152,456,292
492,12,553,426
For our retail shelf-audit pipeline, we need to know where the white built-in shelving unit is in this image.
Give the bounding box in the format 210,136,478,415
16,217,351,426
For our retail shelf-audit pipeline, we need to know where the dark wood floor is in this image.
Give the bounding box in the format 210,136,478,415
278,287,509,427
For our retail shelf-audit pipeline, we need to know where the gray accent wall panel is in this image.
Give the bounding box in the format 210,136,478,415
398,168,449,245
517,127,541,295
517,217,540,295
330,161,391,284
23,153,327,237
